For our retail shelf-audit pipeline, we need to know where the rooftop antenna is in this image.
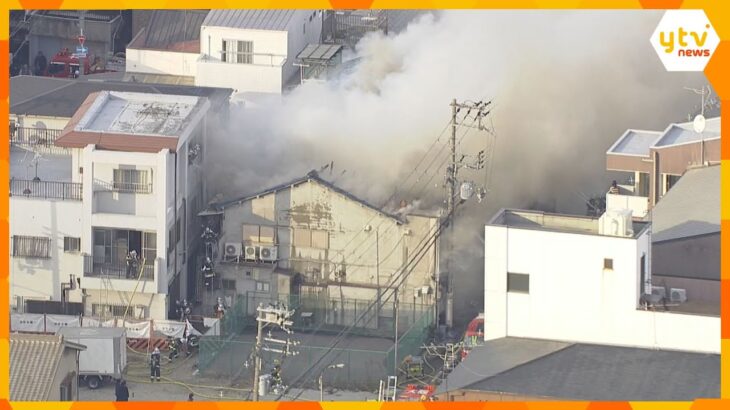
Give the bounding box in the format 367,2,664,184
684,85,710,131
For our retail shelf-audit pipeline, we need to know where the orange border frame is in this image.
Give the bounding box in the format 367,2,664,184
1,0,728,408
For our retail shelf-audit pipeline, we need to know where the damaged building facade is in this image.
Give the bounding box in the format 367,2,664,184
200,171,439,334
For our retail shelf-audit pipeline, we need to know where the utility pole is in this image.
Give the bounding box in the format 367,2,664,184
252,303,296,401
393,288,399,376
443,98,492,329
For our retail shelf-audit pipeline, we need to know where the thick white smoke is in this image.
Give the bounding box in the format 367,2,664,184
208,10,707,325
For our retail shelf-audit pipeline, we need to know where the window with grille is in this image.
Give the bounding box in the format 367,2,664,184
256,281,270,292
92,303,145,318
112,169,150,193
222,279,236,290
13,235,51,258
604,258,614,270
64,237,81,253
222,40,253,64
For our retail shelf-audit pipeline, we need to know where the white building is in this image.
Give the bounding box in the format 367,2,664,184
484,209,719,354
197,9,322,96
10,91,210,320
201,171,439,334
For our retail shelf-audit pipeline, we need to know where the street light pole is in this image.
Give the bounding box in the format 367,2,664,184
319,363,345,401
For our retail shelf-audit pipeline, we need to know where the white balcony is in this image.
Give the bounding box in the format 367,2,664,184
606,184,649,218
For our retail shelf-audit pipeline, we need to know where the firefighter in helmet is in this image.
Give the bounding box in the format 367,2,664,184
150,347,161,382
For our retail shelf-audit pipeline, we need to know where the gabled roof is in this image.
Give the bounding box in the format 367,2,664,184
203,9,297,31
652,165,720,243
212,170,403,223
128,10,208,53
442,338,719,401
10,333,86,401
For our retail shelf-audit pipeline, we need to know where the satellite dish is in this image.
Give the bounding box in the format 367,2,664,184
693,114,706,133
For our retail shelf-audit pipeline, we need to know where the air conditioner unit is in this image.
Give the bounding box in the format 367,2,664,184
670,288,687,303
650,286,666,299
244,246,258,261
224,243,242,260
259,246,278,262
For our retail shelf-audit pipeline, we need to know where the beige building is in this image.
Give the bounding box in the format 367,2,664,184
10,333,86,401
201,171,439,333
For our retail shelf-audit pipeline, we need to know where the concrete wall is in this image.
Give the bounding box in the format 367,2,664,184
283,10,323,85
126,48,198,77
484,223,719,353
652,233,720,282
83,289,167,320
606,192,649,218
9,197,83,302
48,347,79,400
12,115,69,131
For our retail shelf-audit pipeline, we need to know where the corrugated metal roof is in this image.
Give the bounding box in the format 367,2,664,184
203,9,297,31
297,44,343,61
652,165,720,243
10,334,85,401
460,342,719,401
129,10,208,53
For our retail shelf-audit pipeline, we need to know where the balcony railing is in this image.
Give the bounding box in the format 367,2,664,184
10,126,62,147
94,179,153,194
10,179,82,201
83,254,155,281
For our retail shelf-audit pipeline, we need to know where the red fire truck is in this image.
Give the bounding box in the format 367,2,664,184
460,313,484,360
44,48,121,78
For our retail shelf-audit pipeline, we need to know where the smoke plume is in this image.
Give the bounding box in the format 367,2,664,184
207,10,708,326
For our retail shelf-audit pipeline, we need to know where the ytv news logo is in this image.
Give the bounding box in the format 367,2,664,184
650,10,719,72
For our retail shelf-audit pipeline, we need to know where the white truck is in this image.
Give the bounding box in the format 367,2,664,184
58,327,128,389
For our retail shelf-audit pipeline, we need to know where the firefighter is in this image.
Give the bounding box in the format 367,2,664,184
150,347,161,382
33,51,47,76
202,257,214,291
215,297,226,319
271,361,282,387
126,250,138,279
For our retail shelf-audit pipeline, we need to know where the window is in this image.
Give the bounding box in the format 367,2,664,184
243,224,277,244
222,39,253,64
293,229,329,249
507,272,529,294
13,236,51,258
245,271,252,277
256,281,270,292
112,169,150,193
92,303,146,318
222,279,236,290
604,258,614,270
64,237,81,253
143,232,157,265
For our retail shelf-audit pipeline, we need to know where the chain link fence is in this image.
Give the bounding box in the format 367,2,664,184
198,291,435,390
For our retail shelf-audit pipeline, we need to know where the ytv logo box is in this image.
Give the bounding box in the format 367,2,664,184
650,10,719,72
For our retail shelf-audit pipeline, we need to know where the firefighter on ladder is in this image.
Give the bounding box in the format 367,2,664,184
150,347,161,382
202,257,214,291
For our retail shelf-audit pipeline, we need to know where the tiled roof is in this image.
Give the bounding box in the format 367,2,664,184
10,333,85,401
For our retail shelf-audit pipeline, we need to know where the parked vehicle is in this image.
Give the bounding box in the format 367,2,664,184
57,327,127,389
44,48,120,78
